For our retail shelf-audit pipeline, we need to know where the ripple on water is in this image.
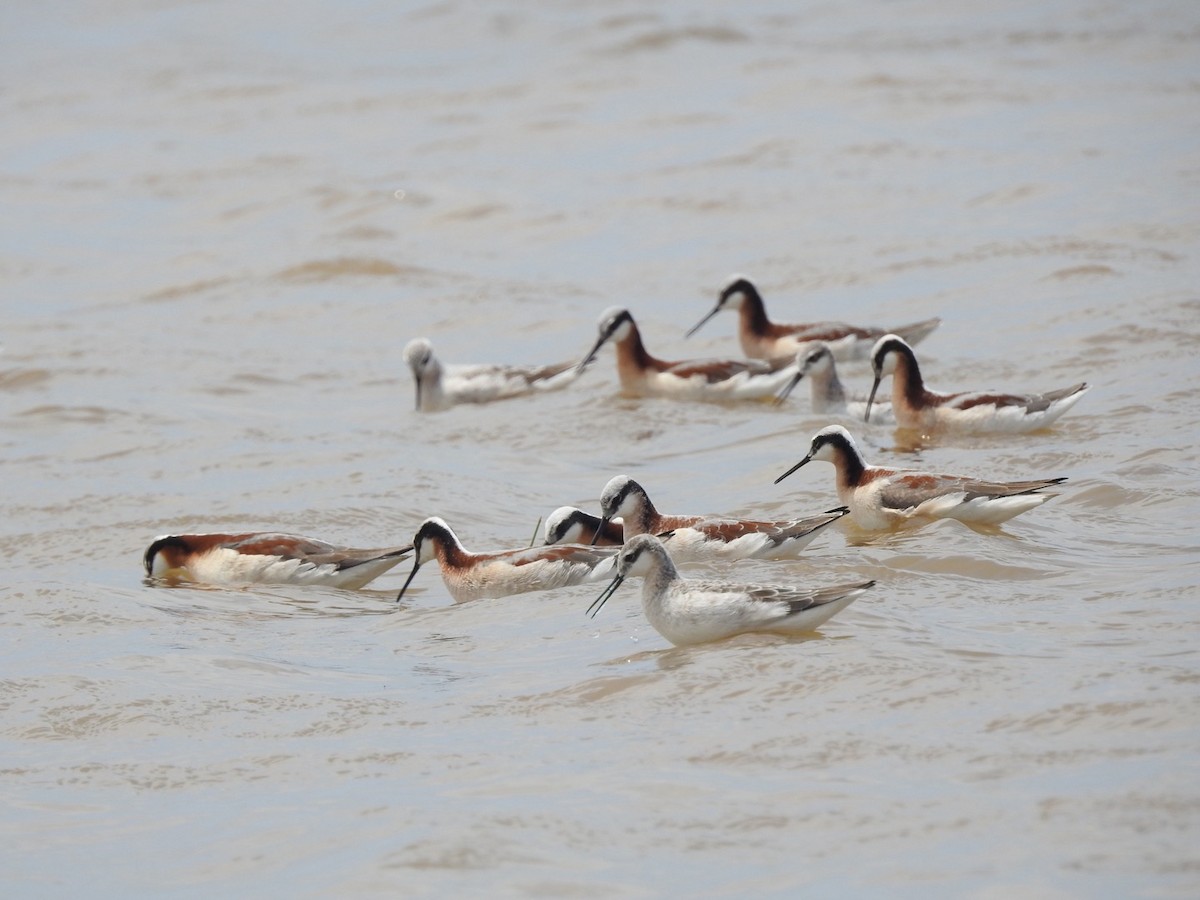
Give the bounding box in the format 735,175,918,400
882,553,1054,581
143,583,401,621
273,257,432,283
14,404,125,424
0,368,53,390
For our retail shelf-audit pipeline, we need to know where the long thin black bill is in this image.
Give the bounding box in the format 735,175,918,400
773,454,813,485
864,376,882,423
395,560,423,602
684,306,720,339
586,572,625,618
590,517,611,546
575,334,608,374
773,370,803,406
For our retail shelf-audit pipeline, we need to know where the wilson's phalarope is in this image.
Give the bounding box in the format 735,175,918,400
403,337,586,412
587,534,874,646
143,533,412,589
774,342,896,424
542,506,625,547
577,307,798,401
774,425,1069,529
395,517,618,602
865,335,1089,434
686,276,941,362
597,474,848,561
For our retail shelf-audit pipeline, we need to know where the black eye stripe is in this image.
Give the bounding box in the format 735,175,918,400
606,310,631,334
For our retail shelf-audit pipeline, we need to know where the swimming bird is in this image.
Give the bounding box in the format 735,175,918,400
596,474,848,562
577,307,799,401
395,517,618,602
587,534,874,646
774,341,896,424
542,506,625,547
774,425,1069,529
143,533,412,589
403,337,585,412
685,276,941,362
864,334,1089,434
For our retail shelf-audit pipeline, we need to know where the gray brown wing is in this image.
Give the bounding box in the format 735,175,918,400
507,544,618,567
771,508,850,542
458,360,575,384
876,473,1066,511
1023,382,1088,413
688,509,847,544
958,477,1068,501
226,534,411,569
225,533,338,558
941,383,1087,414
665,358,772,383
516,360,577,384
745,581,872,614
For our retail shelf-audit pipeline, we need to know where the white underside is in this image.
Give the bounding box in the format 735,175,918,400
170,548,403,589
848,481,1053,529
439,553,618,602
644,582,866,646
630,367,798,401
657,526,826,562
422,366,580,411
897,389,1088,434
753,333,862,362
828,397,895,426
909,492,1052,525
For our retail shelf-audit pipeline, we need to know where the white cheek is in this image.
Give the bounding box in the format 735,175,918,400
614,494,639,518
150,552,193,580
622,550,653,578
810,443,834,463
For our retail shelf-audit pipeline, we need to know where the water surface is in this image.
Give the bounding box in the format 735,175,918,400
2,1,1199,896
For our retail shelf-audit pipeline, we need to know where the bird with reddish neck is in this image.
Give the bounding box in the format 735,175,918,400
865,334,1089,434
685,276,940,363
578,306,798,401
542,506,625,547
595,474,848,562
775,425,1069,530
143,532,412,589
395,517,618,603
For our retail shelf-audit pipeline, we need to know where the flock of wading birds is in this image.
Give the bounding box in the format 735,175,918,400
144,277,1090,647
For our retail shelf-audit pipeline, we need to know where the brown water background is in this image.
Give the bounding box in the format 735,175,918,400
2,1,1199,896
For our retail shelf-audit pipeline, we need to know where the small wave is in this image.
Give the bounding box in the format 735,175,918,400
0,368,52,390
274,257,429,283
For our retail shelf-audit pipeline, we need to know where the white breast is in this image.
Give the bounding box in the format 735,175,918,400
641,368,796,401
185,548,343,587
